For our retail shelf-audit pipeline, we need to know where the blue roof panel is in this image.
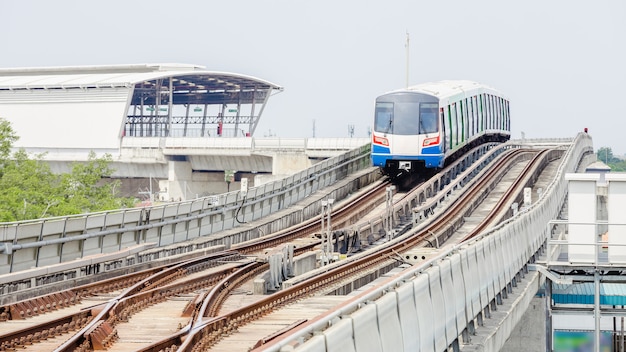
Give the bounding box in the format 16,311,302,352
553,283,626,305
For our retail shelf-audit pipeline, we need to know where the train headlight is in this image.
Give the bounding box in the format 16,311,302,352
373,135,389,146
422,136,440,147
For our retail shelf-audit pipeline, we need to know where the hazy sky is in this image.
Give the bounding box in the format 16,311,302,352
1,1,625,152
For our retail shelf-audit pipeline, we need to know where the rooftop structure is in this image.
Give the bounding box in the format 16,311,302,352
0,63,283,150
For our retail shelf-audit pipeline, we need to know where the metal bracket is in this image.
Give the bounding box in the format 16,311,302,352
528,264,573,284
0,242,11,255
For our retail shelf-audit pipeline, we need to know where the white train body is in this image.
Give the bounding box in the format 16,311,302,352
371,80,511,180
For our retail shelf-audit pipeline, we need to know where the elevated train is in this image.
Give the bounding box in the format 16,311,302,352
371,80,511,186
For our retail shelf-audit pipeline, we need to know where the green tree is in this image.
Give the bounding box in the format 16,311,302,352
0,118,19,169
0,150,58,221
0,118,135,222
596,147,619,164
53,152,135,215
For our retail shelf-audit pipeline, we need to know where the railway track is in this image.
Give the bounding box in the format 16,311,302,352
131,147,557,351
0,143,556,352
0,177,392,351
0,251,245,351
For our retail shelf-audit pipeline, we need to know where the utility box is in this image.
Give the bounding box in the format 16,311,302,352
607,173,626,263
566,173,599,263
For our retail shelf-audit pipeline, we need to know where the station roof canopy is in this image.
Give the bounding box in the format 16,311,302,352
0,63,283,105
0,64,283,150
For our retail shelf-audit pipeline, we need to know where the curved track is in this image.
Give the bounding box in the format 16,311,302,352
0,143,560,352
136,147,557,352
0,178,391,351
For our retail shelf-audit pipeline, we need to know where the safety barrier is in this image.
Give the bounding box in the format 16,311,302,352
0,142,371,279
120,136,370,154
262,133,594,352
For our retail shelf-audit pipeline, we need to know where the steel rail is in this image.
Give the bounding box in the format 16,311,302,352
460,148,552,242
161,149,537,351
252,148,562,351
1,178,388,351
232,179,391,255
1,144,513,351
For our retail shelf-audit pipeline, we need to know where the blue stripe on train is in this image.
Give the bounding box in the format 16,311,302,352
372,144,390,154
372,154,444,168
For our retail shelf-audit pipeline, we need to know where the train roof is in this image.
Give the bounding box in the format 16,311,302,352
383,80,504,100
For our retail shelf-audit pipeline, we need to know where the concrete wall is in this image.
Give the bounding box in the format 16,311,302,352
272,152,312,176
501,297,546,351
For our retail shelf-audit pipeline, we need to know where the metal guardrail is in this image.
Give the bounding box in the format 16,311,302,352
120,137,370,152
0,142,371,276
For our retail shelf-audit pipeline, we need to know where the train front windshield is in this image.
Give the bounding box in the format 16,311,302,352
374,101,439,135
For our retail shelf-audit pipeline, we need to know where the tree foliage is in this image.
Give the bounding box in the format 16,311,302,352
0,118,135,222
596,147,626,172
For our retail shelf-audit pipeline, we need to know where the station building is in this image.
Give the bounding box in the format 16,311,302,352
0,64,363,201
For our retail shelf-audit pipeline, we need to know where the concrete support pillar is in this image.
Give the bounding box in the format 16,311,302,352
165,160,193,202
272,152,311,175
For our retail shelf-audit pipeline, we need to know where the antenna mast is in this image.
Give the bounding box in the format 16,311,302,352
405,31,410,88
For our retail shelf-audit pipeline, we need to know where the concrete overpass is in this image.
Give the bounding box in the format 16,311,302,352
43,136,369,201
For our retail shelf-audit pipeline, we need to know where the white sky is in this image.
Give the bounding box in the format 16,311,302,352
1,0,625,153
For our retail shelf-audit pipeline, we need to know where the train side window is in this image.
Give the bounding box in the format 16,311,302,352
456,102,462,145
469,97,476,138
489,94,496,130
480,94,485,131
464,98,472,139
500,98,505,130
495,97,500,130
464,98,470,140
505,99,509,130
484,94,488,131
494,96,498,130
450,103,458,148
459,99,465,142
468,97,476,136
473,96,479,134
498,97,503,130
493,97,498,130
489,95,494,130
506,100,510,130
440,107,447,152
445,105,453,150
